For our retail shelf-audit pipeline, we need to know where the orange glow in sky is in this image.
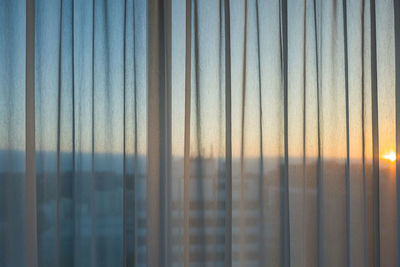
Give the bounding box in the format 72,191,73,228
383,151,396,162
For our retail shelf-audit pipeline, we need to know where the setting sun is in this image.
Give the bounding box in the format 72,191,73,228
383,151,397,162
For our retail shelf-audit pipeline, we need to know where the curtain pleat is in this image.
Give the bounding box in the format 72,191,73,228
26,0,38,266
342,0,351,265
395,0,400,266
370,0,380,266
183,0,191,265
224,0,232,266
254,0,265,265
281,0,291,266
239,1,248,265
301,1,307,267
313,0,323,265
361,2,369,266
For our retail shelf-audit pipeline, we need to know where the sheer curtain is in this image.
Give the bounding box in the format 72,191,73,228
1,0,400,266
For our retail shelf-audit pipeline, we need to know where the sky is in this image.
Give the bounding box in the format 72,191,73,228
0,0,397,160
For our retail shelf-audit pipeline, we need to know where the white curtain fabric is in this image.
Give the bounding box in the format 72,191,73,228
1,0,400,266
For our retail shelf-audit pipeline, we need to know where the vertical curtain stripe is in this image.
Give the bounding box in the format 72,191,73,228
56,1,63,266
25,0,38,266
255,0,265,265
122,0,127,265
394,0,400,266
133,0,138,263
361,0,368,265
342,0,351,266
193,0,206,260
147,0,172,265
162,0,172,264
239,0,248,265
302,1,307,266
71,0,76,265
370,0,380,266
312,0,323,265
217,0,225,263
183,0,192,265
147,0,162,264
162,0,172,263
281,0,290,266
224,0,232,265
90,0,96,265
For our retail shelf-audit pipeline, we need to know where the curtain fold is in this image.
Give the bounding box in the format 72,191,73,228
1,0,400,266
0,1,27,266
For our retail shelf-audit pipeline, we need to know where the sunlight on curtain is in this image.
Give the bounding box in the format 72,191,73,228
1,0,400,266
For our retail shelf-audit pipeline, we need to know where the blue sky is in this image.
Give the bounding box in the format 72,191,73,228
0,0,397,160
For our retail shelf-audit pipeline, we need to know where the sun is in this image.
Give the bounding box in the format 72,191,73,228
383,151,396,162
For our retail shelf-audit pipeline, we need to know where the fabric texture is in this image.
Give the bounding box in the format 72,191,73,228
1,0,400,266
